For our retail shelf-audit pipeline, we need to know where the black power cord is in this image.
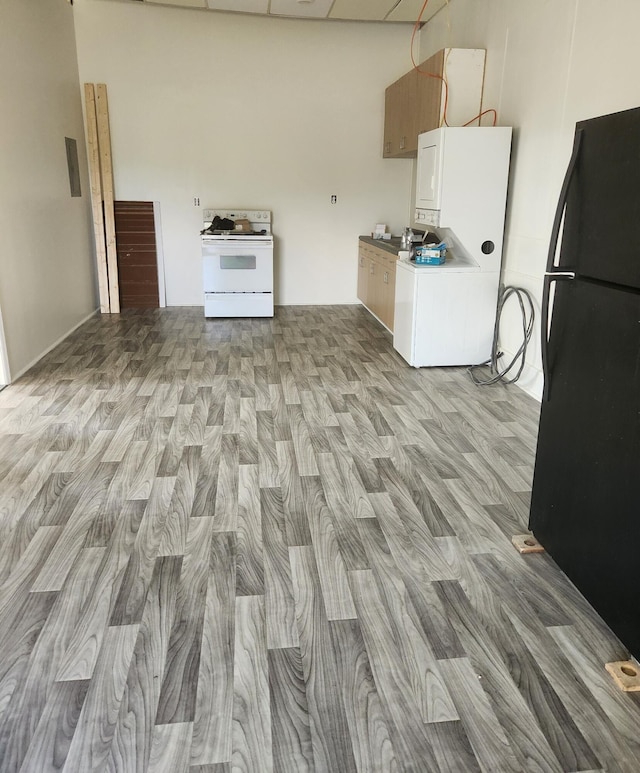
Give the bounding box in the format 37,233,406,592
468,285,536,386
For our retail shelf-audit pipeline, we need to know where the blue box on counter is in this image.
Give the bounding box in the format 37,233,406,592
414,244,446,265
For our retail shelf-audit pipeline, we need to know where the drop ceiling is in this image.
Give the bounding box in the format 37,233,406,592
134,0,448,24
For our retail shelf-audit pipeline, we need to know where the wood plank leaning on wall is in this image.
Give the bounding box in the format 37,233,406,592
96,84,120,313
83,83,120,313
83,83,110,313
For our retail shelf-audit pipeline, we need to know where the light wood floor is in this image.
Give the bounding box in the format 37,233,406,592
0,305,638,773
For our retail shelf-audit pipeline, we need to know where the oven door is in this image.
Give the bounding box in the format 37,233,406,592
203,241,273,293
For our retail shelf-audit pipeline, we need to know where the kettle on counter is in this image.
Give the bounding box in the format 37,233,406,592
400,227,414,250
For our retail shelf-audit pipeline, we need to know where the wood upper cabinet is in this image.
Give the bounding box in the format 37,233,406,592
383,48,485,159
384,70,416,158
357,240,397,332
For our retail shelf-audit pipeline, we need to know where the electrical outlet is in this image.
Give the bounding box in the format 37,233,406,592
331,195,337,204
194,197,200,206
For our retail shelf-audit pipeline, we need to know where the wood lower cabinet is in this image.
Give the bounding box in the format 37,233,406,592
383,48,486,159
357,240,397,332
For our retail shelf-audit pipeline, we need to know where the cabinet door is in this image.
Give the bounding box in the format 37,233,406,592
368,248,396,331
416,49,445,135
357,247,369,303
381,258,397,331
383,72,415,158
383,80,403,158
399,70,428,157
397,71,417,155
368,258,381,318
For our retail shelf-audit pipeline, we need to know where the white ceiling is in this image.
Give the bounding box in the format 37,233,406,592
138,0,448,24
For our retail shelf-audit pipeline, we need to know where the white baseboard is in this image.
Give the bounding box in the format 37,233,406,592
503,353,543,402
10,308,99,383
0,304,10,385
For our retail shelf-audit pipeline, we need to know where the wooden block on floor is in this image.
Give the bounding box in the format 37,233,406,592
605,660,640,692
512,533,545,554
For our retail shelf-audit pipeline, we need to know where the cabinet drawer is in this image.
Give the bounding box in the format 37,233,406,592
370,247,397,272
360,244,376,259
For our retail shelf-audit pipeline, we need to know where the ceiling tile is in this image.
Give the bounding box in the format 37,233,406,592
205,0,268,11
386,0,447,22
122,0,448,22
329,0,398,21
270,0,334,18
147,0,207,6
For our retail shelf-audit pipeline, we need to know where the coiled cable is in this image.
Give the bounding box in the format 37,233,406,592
468,285,535,386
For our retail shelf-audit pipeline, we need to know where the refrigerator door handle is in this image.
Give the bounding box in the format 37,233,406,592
541,129,583,402
541,271,576,402
544,271,576,279
545,128,584,274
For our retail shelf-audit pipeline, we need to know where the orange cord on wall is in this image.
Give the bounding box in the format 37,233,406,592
410,0,499,127
410,0,449,127
464,108,498,127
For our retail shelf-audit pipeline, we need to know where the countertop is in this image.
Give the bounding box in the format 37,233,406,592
359,235,404,256
361,230,481,273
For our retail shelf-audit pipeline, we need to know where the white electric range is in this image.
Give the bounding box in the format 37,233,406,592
202,209,274,318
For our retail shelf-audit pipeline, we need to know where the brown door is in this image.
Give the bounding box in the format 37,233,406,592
115,201,160,308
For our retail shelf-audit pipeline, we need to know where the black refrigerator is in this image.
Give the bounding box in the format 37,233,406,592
529,106,640,657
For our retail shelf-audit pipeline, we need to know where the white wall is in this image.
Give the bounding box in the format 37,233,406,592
72,1,416,307
0,0,97,382
419,0,640,399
